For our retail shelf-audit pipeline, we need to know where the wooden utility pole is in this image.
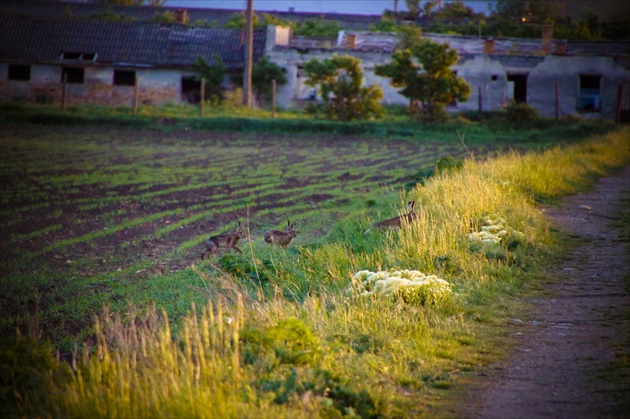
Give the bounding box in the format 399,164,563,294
133,77,140,114
616,83,623,123
271,79,276,118
478,86,482,113
61,72,67,112
242,0,253,109
200,78,206,116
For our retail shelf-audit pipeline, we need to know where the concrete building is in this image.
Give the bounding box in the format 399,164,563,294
266,26,630,121
0,14,267,107
1,10,629,121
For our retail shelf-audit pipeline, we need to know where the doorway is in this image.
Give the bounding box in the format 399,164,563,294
507,73,528,103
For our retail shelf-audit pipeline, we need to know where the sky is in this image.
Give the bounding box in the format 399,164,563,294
164,0,496,16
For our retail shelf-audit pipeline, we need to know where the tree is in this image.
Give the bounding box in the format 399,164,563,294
103,0,165,5
433,0,476,19
304,55,384,121
494,0,561,24
375,35,471,121
294,19,342,38
252,57,287,105
405,0,422,19
193,55,227,102
225,12,293,30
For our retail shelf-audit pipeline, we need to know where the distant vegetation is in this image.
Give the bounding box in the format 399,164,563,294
69,0,630,39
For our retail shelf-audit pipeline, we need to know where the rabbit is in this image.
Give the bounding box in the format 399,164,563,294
201,221,246,259
365,201,417,233
264,220,297,248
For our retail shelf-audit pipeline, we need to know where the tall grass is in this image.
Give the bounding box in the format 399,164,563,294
2,128,628,417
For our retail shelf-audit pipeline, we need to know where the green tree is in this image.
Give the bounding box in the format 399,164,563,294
225,12,293,29
225,12,262,29
294,19,342,37
304,55,385,121
150,10,177,24
104,0,165,5
433,0,476,19
252,57,287,105
405,0,422,19
494,0,561,24
375,36,471,121
193,55,227,102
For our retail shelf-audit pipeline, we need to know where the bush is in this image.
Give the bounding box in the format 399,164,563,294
504,102,539,122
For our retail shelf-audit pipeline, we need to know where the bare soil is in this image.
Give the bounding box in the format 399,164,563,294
463,166,630,418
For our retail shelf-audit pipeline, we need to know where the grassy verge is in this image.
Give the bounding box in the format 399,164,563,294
0,102,617,140
1,127,628,417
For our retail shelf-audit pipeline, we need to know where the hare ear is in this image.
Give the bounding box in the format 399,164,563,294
287,220,291,227
408,201,415,211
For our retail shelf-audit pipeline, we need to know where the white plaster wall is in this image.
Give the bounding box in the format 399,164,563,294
267,48,409,108
529,55,630,119
456,55,509,112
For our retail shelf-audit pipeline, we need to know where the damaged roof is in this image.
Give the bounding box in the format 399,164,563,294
0,14,267,69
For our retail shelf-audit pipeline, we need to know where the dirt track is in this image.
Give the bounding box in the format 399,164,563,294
466,165,630,418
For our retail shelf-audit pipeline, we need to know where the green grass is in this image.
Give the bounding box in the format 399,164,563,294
0,118,628,417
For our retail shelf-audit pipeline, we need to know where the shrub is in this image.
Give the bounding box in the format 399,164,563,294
504,101,539,122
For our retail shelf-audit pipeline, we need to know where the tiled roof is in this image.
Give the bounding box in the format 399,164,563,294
0,14,267,69
335,31,630,57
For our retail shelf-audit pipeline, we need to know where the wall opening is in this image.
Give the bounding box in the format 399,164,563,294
181,76,201,103
9,64,31,81
62,67,84,84
61,52,97,61
507,73,527,103
113,69,136,86
578,75,601,112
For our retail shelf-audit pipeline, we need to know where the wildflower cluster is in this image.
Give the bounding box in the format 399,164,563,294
351,269,454,308
469,216,508,245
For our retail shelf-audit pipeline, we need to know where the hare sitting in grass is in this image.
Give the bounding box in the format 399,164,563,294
365,201,417,233
201,221,246,259
264,220,297,248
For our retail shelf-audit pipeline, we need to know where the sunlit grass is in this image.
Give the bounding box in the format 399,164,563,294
1,126,628,417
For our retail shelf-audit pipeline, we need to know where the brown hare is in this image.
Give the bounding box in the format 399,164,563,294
201,221,246,259
264,220,297,248
365,201,417,233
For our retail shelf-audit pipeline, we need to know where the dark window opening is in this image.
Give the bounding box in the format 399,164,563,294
9,64,31,81
114,70,136,86
61,52,97,61
182,76,201,103
62,52,81,60
507,73,528,103
62,67,84,84
491,74,498,81
296,65,306,78
578,75,601,112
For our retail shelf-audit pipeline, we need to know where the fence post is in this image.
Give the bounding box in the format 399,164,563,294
61,72,67,112
555,81,559,121
272,79,276,118
200,78,206,116
616,84,623,123
478,86,482,113
133,77,140,114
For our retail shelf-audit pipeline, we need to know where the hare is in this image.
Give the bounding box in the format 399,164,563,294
264,220,297,248
201,221,246,259
365,201,417,233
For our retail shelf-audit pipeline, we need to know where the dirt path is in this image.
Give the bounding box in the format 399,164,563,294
466,165,630,419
